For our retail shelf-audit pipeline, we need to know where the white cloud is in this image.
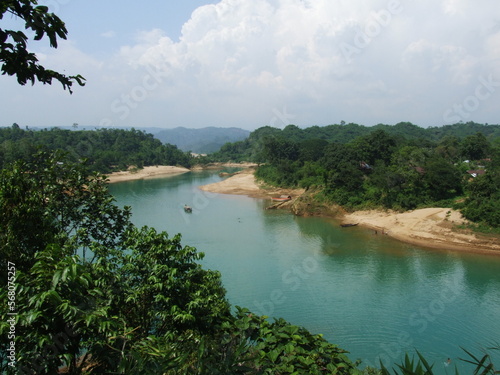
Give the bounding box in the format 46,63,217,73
401,39,476,84
111,0,500,127
442,0,467,16
101,31,116,38
2,0,500,129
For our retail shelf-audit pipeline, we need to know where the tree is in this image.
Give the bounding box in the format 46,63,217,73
261,136,299,164
0,151,132,273
353,129,398,166
0,0,85,92
0,153,231,374
423,157,462,201
0,153,364,374
461,171,500,227
460,133,491,161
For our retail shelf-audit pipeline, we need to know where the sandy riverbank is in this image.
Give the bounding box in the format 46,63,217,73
200,169,500,253
343,208,500,254
106,166,190,183
199,168,304,199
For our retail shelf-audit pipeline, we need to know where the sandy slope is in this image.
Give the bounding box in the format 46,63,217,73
199,168,304,199
106,166,190,183
200,170,500,253
343,208,500,253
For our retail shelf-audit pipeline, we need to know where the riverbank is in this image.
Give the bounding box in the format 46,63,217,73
343,208,500,254
106,166,190,183
199,169,500,254
199,167,304,199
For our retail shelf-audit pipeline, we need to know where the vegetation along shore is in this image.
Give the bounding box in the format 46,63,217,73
200,168,500,254
2,2,499,372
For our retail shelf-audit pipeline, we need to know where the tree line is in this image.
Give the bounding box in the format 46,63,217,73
2,2,498,372
213,122,500,228
0,151,364,374
0,124,193,172
1,151,498,374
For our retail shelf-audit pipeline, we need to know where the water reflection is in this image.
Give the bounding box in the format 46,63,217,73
109,172,500,373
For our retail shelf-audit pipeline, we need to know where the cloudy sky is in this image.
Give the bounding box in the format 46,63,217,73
1,0,499,130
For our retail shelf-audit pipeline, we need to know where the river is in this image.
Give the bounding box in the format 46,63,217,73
108,170,500,373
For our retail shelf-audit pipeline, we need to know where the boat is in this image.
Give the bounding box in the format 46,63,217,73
271,195,292,202
340,223,358,227
184,205,192,213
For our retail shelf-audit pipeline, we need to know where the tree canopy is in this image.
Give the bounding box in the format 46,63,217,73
0,126,194,172
0,0,85,92
239,124,500,228
0,152,364,374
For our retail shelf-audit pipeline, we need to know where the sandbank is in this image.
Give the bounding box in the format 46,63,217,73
200,170,500,253
343,208,500,253
106,166,190,183
199,168,304,199
191,162,258,171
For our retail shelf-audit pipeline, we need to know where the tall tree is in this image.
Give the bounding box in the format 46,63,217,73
0,151,132,273
460,133,491,161
0,0,85,92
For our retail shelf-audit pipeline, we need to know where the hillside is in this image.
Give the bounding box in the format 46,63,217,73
212,121,500,162
154,126,250,153
0,125,193,172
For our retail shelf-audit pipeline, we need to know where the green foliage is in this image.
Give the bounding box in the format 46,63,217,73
190,307,362,375
460,133,491,161
248,315,360,374
0,151,132,273
422,157,463,201
0,153,366,374
460,171,500,227
211,121,500,165
242,123,499,227
0,0,85,92
0,126,193,172
379,347,500,375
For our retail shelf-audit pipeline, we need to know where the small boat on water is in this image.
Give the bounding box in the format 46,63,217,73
271,195,292,202
184,204,192,213
340,223,358,228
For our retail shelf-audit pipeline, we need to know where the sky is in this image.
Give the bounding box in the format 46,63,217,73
1,0,500,130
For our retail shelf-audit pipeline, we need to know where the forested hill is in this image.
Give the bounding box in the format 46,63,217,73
212,121,500,229
212,122,500,162
0,125,193,172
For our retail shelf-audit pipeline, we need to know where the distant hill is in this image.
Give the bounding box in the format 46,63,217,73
154,127,250,153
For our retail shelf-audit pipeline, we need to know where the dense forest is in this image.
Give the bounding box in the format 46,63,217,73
212,122,500,229
0,152,366,374
2,1,498,372
0,124,193,172
2,151,498,375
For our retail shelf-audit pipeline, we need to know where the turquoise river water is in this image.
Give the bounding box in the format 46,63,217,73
108,170,500,373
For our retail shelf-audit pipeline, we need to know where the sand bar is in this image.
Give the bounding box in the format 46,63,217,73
199,168,304,199
343,208,500,253
106,165,190,183
200,170,500,253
